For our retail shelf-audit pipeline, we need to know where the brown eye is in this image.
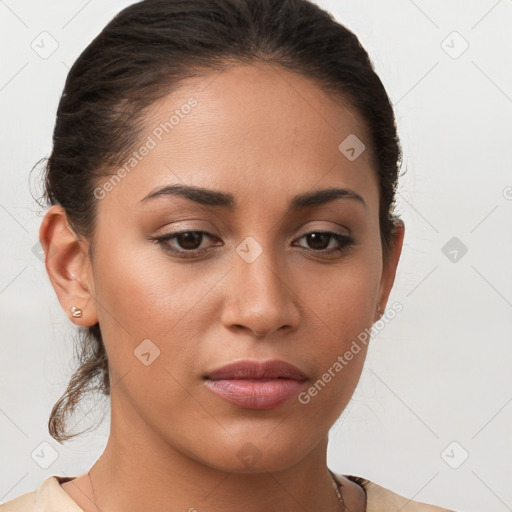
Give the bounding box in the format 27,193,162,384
303,232,330,250
295,231,355,254
152,230,222,258
174,231,203,250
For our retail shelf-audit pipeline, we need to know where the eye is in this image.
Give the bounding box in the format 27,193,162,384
293,231,355,255
151,229,355,259
151,230,221,258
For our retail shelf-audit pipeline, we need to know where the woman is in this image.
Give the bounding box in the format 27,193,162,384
0,0,459,510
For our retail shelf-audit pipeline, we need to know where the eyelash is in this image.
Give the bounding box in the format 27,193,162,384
150,229,355,259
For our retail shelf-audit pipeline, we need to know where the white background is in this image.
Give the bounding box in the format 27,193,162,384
0,1,511,511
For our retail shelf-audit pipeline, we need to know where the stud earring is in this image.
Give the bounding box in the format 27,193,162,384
70,306,83,318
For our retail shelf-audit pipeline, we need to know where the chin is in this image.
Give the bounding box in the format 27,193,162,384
185,431,317,474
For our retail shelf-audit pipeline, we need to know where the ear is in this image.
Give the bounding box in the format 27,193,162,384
374,218,405,322
39,205,98,327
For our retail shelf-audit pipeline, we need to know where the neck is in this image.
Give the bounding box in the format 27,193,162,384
86,396,345,512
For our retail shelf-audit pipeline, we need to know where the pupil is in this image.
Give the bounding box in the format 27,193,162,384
307,233,329,250
178,232,202,249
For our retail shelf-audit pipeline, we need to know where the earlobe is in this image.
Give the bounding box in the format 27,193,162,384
39,205,98,326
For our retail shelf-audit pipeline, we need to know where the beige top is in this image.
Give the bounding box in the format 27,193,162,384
0,473,457,512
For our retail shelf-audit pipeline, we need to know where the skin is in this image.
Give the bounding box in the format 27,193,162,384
41,62,404,512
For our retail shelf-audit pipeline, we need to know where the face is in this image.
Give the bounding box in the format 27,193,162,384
56,62,403,473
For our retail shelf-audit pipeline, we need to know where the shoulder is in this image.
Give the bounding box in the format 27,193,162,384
1,472,460,512
0,475,83,512
334,472,460,512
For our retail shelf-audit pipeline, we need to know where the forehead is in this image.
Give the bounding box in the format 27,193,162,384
99,62,379,213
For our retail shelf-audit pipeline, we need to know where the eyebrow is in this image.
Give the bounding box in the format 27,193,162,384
140,184,366,210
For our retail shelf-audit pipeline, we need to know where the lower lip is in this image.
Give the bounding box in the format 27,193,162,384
204,378,307,409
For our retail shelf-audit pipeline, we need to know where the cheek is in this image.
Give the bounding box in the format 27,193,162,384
89,242,209,425
293,251,380,404
294,277,374,425
299,250,381,339
90,236,228,381
92,232,201,333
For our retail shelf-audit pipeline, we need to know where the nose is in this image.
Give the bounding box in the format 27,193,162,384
220,244,300,338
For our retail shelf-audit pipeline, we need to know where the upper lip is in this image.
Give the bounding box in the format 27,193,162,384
204,359,308,381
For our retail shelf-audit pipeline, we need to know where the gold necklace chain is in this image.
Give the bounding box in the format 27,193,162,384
329,469,346,509
88,469,345,511
88,471,97,510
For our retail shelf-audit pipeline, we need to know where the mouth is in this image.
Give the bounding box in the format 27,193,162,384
203,359,308,410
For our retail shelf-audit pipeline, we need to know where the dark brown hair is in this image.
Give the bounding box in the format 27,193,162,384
38,0,403,443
